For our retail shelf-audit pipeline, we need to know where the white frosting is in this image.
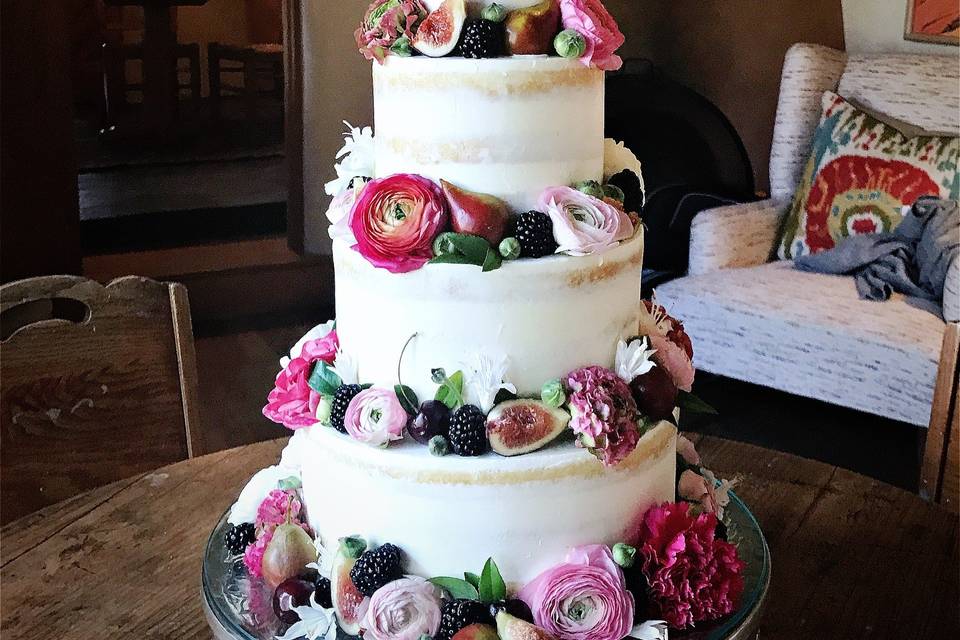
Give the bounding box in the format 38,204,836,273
373,56,604,212
300,421,677,586
333,230,644,402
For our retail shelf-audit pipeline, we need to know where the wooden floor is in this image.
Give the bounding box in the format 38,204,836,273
195,314,925,490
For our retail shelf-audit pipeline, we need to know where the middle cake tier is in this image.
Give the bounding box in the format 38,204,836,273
373,56,605,212
334,229,644,403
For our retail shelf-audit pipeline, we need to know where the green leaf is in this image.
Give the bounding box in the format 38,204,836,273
435,370,464,410
429,253,479,266
428,577,479,600
448,233,491,263
464,572,481,589
307,360,342,396
481,247,503,272
394,384,419,416
478,557,506,603
678,390,719,415
277,475,301,490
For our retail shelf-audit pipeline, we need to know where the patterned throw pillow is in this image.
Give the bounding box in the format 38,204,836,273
777,91,959,259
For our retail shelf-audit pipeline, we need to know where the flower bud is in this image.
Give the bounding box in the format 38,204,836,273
428,435,450,457
482,3,507,23
554,29,587,59
432,232,459,257
603,183,626,203
340,536,367,559
541,379,567,408
316,394,333,426
612,542,636,568
499,237,521,260
573,180,605,199
390,36,413,56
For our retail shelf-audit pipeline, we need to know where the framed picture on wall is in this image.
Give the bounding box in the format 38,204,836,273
905,0,960,45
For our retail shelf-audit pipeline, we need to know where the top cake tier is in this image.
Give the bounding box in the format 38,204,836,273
373,56,605,212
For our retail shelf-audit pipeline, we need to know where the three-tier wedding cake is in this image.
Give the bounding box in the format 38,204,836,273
220,2,745,639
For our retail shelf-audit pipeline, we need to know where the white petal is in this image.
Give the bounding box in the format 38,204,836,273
629,619,669,640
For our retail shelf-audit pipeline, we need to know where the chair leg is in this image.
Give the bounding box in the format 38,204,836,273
920,322,960,511
208,43,221,120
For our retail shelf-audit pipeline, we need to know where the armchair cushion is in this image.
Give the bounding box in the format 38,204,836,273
655,261,946,427
687,199,785,276
777,91,959,259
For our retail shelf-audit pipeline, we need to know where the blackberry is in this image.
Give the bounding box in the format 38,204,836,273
224,522,256,554
330,384,363,433
314,576,333,609
489,598,534,623
349,543,404,596
437,599,492,640
459,18,504,59
514,210,558,258
448,404,489,456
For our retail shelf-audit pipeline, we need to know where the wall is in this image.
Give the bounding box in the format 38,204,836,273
177,0,252,95
842,0,956,53
607,0,845,193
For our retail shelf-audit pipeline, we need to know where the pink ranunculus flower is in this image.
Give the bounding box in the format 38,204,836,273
343,387,407,447
327,187,360,243
355,0,428,63
648,335,695,393
350,173,448,273
362,576,443,640
638,502,745,630
559,0,625,71
539,186,634,256
519,544,635,640
263,329,339,430
566,366,640,466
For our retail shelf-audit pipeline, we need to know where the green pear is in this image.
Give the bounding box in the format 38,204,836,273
496,611,559,640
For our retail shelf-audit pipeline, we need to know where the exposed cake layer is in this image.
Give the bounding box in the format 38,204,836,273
300,421,677,585
333,229,644,403
373,56,605,212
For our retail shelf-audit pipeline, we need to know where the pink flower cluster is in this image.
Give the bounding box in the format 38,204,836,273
519,545,634,640
565,366,640,466
559,0,626,71
262,327,339,429
637,502,745,629
355,0,427,63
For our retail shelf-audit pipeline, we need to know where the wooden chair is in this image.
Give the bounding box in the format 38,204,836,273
208,42,284,122
921,322,960,513
0,276,202,524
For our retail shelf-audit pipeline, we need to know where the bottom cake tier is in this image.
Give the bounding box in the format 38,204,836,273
299,421,677,586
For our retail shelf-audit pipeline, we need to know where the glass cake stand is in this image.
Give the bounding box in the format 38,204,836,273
202,491,770,640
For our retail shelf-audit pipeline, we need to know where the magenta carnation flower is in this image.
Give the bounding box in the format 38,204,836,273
539,186,633,256
263,329,339,429
566,366,640,466
243,528,272,577
638,502,745,630
254,489,302,530
350,173,448,273
344,387,407,447
362,576,443,640
519,544,635,640
559,0,625,71
355,0,428,63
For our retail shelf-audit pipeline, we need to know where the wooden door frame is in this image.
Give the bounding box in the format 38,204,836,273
283,0,305,254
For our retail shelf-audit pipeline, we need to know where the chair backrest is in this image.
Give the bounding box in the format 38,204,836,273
0,276,201,524
768,43,960,203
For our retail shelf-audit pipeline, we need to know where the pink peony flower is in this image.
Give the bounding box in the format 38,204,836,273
350,173,448,273
566,366,640,466
263,329,339,430
355,0,428,63
539,186,634,256
343,387,407,447
638,502,745,630
243,528,272,577
519,544,635,640
362,576,443,640
559,0,625,71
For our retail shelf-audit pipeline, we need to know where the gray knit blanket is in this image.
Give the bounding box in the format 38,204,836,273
795,197,959,317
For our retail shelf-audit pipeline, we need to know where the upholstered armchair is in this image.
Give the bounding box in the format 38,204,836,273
656,44,959,503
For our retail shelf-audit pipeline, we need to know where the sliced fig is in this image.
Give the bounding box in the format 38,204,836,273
496,611,558,640
331,537,369,635
413,0,466,57
486,399,569,457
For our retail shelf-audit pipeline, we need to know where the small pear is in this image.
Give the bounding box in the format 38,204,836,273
261,523,318,588
505,0,561,55
496,611,559,640
441,179,510,245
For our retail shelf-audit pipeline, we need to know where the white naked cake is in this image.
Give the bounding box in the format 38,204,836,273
221,2,746,639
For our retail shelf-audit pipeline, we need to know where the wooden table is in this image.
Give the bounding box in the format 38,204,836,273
1,436,957,638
